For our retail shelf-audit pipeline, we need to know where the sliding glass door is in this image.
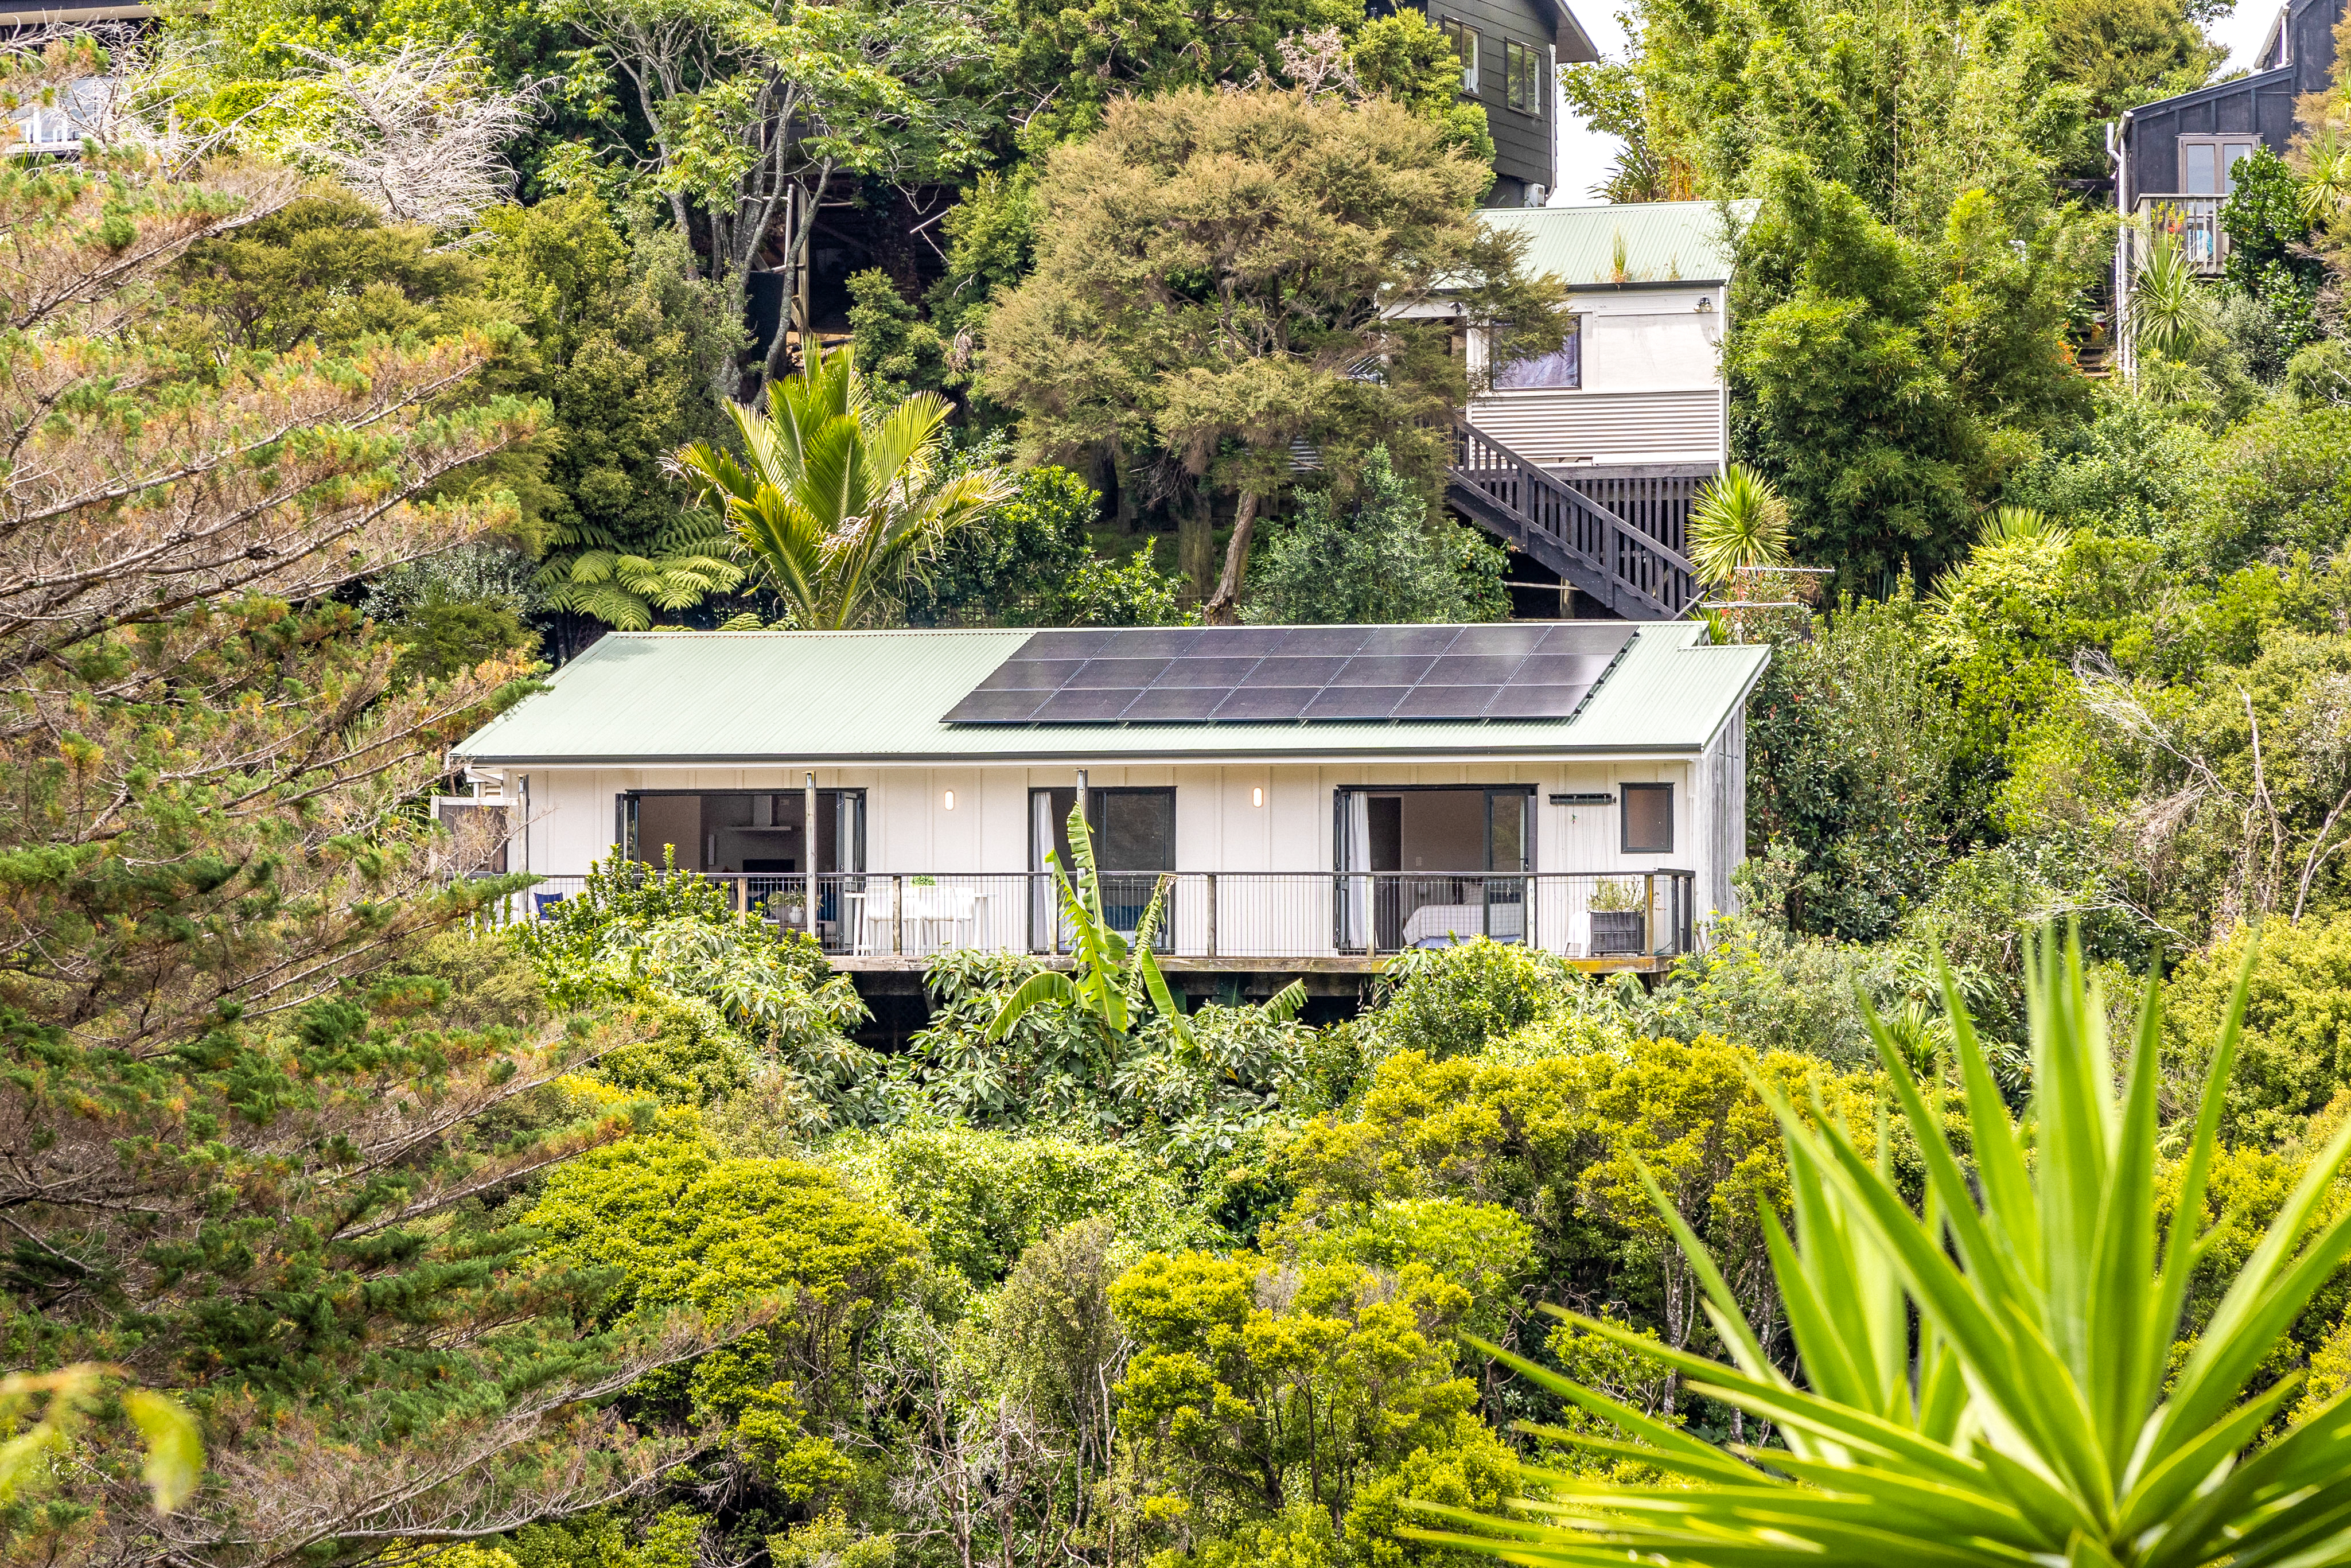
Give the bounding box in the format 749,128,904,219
1335,786,1531,951
1030,787,1174,948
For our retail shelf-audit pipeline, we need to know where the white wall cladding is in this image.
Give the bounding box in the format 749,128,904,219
516,757,1720,908
1466,388,1724,465
1466,281,1729,467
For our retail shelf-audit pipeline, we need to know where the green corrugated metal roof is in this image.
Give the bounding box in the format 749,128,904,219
1481,201,1758,287
453,623,1768,765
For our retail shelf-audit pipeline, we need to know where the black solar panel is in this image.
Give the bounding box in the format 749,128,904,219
936,622,1641,725
1395,684,1503,719
1027,687,1144,721
1213,686,1320,721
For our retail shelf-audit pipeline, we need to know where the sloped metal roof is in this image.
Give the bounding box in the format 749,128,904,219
453,621,1768,765
1482,200,1759,288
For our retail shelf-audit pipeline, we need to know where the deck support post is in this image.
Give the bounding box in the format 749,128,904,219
804,771,818,944
893,874,903,956
1205,873,1217,958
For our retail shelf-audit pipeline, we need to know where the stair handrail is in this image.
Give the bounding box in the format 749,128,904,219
1448,418,1698,616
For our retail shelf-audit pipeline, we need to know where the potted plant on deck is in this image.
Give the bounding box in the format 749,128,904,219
1587,878,1647,955
766,885,809,929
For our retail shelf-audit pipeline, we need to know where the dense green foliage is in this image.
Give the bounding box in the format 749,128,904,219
1247,446,1509,626
29,0,2351,1564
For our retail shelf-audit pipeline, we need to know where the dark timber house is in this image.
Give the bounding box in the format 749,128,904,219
2111,0,2344,365
1380,0,1600,208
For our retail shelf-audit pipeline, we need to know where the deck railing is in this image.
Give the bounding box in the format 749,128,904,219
2131,195,2225,274
1448,419,1698,619
492,870,1699,963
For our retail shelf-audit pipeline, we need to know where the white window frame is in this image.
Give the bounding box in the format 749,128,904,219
1489,314,1584,391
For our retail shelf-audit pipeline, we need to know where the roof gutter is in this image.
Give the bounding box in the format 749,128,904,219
454,743,1718,768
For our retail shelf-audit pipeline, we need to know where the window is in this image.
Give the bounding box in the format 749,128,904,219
1504,40,1543,115
1493,316,1581,390
2179,136,2257,196
1621,783,1673,854
1335,787,1534,952
1031,787,1174,947
1438,17,1478,94
620,788,864,873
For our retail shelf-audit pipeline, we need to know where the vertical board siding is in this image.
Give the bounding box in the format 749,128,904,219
532,760,1727,888
1701,711,1745,923
1557,465,1716,554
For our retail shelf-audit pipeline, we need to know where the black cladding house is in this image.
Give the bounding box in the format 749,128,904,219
1385,0,1602,207
2112,0,2343,352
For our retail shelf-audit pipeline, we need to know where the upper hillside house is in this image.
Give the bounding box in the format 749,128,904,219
1469,201,1747,470
1440,201,1752,616
2112,0,2342,357
448,621,1768,996
1384,0,1600,207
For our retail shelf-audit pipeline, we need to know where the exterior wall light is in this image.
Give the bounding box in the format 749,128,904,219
1252,786,1264,807
943,789,956,810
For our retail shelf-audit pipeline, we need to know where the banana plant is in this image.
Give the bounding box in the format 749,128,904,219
986,801,1302,1048
1408,931,2351,1568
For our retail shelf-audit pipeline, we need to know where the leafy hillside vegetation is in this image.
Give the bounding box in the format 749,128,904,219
11,0,2351,1561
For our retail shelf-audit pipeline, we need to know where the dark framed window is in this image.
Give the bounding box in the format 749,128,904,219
1504,40,1543,115
1494,316,1581,390
1030,787,1175,947
1621,783,1673,854
1437,17,1479,94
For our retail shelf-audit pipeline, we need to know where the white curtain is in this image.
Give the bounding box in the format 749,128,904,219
1030,789,1059,950
1340,789,1372,951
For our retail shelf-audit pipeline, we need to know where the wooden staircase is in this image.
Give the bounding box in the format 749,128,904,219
1445,419,1699,620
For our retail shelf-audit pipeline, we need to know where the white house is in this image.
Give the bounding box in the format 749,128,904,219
1472,200,1749,470
1440,200,1756,621
449,620,1769,980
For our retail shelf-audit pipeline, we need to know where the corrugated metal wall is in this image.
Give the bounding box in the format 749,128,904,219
1468,388,1724,465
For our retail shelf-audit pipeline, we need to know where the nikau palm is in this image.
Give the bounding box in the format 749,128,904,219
671,343,1012,629
1412,936,2351,1567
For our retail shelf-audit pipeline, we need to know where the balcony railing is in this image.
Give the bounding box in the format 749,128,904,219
492,870,1700,963
2132,195,2225,274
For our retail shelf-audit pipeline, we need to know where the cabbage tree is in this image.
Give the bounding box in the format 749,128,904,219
1411,935,2351,1568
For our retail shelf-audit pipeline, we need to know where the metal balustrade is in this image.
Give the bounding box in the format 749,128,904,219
2132,195,2225,273
488,870,1699,964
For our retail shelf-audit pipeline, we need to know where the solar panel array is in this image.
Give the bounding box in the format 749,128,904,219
941,623,1640,725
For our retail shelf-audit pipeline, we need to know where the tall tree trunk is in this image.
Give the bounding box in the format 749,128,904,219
1204,489,1258,625
757,178,825,395
1178,481,1216,604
